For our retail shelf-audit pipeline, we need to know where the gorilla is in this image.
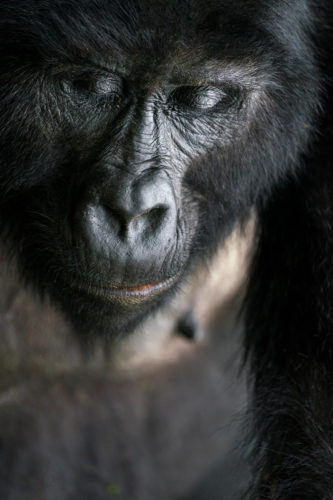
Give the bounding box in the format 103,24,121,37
0,0,332,499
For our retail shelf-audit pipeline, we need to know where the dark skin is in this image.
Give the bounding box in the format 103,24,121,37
0,0,333,498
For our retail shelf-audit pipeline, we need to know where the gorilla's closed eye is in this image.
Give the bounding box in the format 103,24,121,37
168,85,237,111
61,71,124,101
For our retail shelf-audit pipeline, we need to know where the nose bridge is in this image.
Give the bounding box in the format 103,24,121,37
122,99,159,169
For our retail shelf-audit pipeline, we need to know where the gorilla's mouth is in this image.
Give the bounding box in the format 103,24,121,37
76,275,179,304
105,277,176,297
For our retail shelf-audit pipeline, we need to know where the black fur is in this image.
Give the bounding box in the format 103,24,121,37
0,1,332,498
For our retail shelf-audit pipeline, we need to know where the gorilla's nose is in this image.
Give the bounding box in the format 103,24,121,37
99,176,170,239
79,170,178,269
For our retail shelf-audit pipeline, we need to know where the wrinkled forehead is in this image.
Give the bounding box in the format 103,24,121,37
1,0,307,79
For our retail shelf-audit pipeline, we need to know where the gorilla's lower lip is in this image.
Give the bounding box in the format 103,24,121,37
103,277,176,297
77,275,178,303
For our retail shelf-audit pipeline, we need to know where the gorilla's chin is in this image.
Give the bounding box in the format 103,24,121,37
55,279,178,337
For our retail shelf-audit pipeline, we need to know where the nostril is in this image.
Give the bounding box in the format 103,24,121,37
100,205,129,238
103,202,168,224
135,204,169,235
100,203,169,239
133,204,168,221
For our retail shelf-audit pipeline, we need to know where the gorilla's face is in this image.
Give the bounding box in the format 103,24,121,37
0,0,317,336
